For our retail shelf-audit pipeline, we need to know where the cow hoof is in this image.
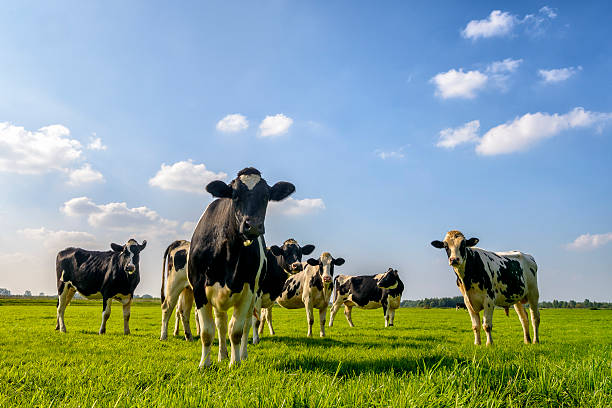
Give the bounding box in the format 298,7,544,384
199,360,212,369
389,324,394,327
99,330,106,335
124,330,130,335
160,334,168,341
319,333,325,338
185,335,193,342
252,338,260,345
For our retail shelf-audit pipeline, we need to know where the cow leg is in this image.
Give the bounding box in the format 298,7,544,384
265,307,275,335
194,308,200,337
514,303,531,344
56,285,75,333
160,283,184,340
215,310,228,361
318,307,327,337
328,302,340,327
228,296,252,367
344,305,355,327
468,309,482,345
173,297,181,336
305,301,314,337
178,288,194,341
383,305,390,327
197,304,214,368
241,296,256,360
389,308,396,327
482,303,494,346
252,296,262,345
528,297,540,344
122,298,132,335
99,298,112,335
258,307,267,335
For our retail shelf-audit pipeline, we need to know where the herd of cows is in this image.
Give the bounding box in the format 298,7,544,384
54,167,541,368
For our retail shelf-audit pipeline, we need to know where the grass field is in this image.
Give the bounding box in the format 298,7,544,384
1,299,611,407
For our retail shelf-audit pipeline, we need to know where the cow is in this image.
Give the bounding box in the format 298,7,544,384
55,238,147,335
160,240,196,341
252,239,315,344
456,302,467,310
431,230,540,345
329,268,403,328
276,252,345,337
187,167,295,368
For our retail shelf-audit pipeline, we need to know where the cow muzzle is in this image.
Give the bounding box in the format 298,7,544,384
290,262,303,272
323,276,332,284
241,219,264,240
449,257,460,266
126,264,136,274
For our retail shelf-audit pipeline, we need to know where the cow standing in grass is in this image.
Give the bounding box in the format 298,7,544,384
160,240,195,341
330,268,403,328
188,167,295,367
276,252,345,337
431,230,540,345
55,239,147,334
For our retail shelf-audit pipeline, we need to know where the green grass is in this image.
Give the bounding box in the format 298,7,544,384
0,300,610,407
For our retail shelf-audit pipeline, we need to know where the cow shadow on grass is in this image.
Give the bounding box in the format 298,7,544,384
263,335,433,350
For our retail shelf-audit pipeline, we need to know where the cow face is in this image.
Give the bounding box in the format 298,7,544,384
307,252,345,284
431,230,479,267
111,239,147,275
274,239,315,273
206,167,295,241
377,268,400,290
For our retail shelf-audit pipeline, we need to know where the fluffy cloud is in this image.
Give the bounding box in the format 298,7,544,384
476,107,612,155
0,122,82,174
375,148,405,160
61,196,178,235
18,227,97,250
216,114,249,133
431,69,488,99
538,66,582,83
567,233,612,251
87,135,107,151
268,197,325,216
437,120,480,149
68,164,105,186
487,58,522,74
259,114,293,138
462,7,557,40
462,10,516,40
149,160,227,194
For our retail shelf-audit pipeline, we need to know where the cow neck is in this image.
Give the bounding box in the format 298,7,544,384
453,248,477,286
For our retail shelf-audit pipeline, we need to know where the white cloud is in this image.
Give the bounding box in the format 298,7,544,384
431,69,488,99
487,58,522,74
476,107,612,155
18,227,97,250
0,122,82,174
61,196,178,235
567,233,612,251
375,148,405,160
87,135,107,151
259,114,293,138
538,66,582,83
149,160,227,194
216,114,249,133
268,197,325,216
462,7,557,40
68,163,105,186
437,120,480,149
462,10,516,40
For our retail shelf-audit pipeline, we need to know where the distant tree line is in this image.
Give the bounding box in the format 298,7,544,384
0,288,153,299
400,297,612,309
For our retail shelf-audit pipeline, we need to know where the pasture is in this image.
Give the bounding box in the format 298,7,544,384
0,300,610,407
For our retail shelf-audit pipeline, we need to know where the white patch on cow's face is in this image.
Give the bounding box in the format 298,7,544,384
125,246,136,274
239,174,261,190
444,231,466,267
320,253,333,283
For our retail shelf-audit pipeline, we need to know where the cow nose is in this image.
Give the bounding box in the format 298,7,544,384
126,264,135,273
242,220,260,236
323,276,332,283
449,258,459,265
290,262,302,271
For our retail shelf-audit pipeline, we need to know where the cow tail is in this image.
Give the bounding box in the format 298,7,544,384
161,244,171,304
332,276,339,304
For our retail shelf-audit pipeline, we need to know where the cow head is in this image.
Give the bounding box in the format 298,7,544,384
431,230,479,268
376,268,400,290
111,239,147,275
206,167,295,243
269,239,315,274
307,252,345,285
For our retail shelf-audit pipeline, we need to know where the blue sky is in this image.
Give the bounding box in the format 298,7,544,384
1,1,611,301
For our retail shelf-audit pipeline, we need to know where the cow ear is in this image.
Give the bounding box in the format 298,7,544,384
431,240,445,249
333,258,345,266
139,240,147,251
301,244,315,255
306,258,319,266
269,182,295,201
269,245,283,257
206,180,233,198
466,238,479,247
111,243,123,252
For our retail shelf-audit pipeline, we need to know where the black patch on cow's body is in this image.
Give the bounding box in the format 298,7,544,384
260,249,290,301
310,274,323,291
282,275,302,300
335,273,404,309
463,250,494,299
174,250,187,271
530,267,537,276
497,259,526,301
56,246,141,306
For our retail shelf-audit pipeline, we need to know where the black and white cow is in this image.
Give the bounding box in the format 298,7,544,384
329,268,403,328
252,239,315,344
276,252,345,337
55,239,147,334
187,167,295,367
160,240,195,341
431,230,540,345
